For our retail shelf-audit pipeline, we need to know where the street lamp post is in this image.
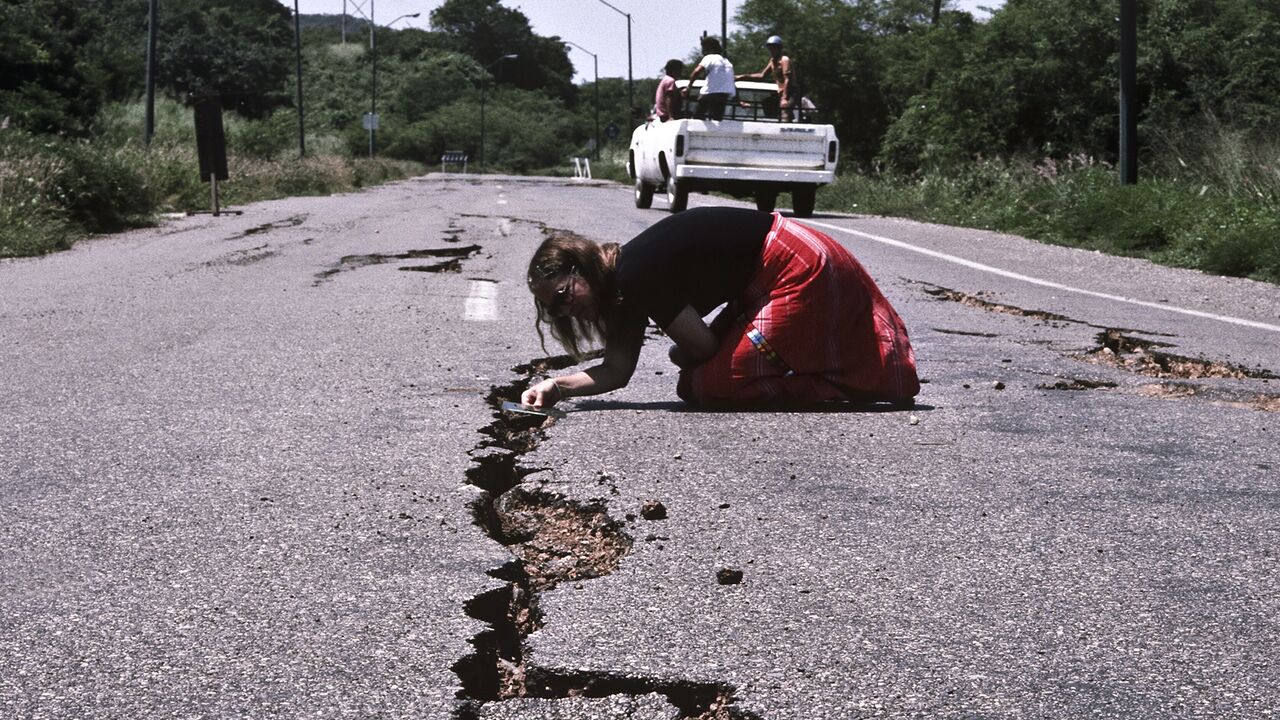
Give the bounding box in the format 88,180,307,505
368,10,420,158
480,54,518,170
565,41,600,161
593,0,633,125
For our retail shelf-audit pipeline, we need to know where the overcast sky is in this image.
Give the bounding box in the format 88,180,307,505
287,0,1006,83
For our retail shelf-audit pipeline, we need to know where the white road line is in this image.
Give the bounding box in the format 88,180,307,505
464,280,497,321
809,220,1280,334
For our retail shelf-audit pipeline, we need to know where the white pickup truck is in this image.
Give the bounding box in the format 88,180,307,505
626,80,839,217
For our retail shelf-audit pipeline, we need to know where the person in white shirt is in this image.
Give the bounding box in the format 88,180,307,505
683,36,735,120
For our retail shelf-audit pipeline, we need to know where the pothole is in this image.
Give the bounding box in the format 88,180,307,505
1083,329,1278,380
313,244,481,284
453,355,760,719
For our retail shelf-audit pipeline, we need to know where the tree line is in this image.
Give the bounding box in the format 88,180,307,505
3,0,1278,174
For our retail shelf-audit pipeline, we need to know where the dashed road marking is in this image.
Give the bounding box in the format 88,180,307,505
810,220,1280,334
465,280,497,321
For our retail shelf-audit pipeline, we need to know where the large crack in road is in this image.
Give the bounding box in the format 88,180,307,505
917,281,1280,410
451,357,759,720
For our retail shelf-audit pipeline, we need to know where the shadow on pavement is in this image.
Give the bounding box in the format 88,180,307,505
571,399,934,414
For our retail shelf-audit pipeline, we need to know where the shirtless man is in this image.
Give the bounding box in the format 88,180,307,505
736,35,799,122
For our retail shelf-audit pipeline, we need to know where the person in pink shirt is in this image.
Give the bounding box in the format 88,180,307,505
654,59,685,122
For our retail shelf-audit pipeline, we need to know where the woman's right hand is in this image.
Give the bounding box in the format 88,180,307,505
521,378,562,409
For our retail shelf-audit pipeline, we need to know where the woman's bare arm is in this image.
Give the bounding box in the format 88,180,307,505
663,305,718,368
522,328,644,408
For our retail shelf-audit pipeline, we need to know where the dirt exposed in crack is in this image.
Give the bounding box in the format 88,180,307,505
1082,329,1278,380
313,244,481,284
453,353,760,719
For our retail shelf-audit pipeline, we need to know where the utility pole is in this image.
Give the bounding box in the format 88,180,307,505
1119,0,1138,184
144,0,158,145
722,0,727,56
294,0,305,157
932,0,942,25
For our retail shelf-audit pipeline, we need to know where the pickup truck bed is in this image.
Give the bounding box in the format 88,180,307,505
626,80,839,216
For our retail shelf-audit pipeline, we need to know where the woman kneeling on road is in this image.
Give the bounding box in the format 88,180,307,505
522,207,920,408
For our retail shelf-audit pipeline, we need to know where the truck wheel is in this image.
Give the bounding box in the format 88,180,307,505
667,176,689,213
791,185,817,218
755,192,778,213
634,178,654,209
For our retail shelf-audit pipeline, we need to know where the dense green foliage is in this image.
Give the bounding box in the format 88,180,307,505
734,0,1280,175
1,0,1276,283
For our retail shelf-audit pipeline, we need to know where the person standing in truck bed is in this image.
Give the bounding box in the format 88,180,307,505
737,35,800,121
654,59,685,122
683,36,736,121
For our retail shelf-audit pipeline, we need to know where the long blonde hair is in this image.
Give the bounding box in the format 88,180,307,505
527,230,621,358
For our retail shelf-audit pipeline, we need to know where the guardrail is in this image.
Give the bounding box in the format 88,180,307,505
441,151,468,173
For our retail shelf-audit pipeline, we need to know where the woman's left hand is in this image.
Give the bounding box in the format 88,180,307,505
522,378,562,409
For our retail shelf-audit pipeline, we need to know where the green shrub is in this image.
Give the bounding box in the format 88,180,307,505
227,108,299,159
48,140,152,233
1176,199,1280,282
0,132,76,257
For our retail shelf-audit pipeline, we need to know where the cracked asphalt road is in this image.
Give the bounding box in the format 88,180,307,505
2,175,1277,718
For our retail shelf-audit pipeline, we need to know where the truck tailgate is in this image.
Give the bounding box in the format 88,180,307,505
684,123,831,170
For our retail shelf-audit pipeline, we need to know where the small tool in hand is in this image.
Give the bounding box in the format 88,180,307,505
500,400,566,419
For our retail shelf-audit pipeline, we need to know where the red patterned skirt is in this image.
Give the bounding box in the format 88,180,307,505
677,213,919,406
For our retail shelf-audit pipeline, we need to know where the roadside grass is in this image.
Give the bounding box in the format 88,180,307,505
1,100,424,260
820,152,1280,284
